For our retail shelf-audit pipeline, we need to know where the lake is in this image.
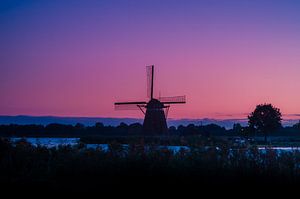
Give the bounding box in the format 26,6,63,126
10,137,300,153
10,137,190,153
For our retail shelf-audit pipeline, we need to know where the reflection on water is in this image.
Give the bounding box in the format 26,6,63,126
10,137,300,153
258,146,300,152
11,137,80,148
10,137,190,153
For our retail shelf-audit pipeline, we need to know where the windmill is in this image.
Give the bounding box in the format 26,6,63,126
114,65,186,135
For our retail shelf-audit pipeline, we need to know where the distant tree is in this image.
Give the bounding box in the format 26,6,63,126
240,126,253,137
95,122,104,128
292,120,300,129
75,123,85,129
177,125,185,134
168,126,177,135
186,124,198,136
202,124,226,136
117,122,129,135
232,123,242,133
118,122,128,128
248,104,282,143
128,123,142,135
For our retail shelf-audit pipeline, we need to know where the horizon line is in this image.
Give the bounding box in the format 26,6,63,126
0,114,300,121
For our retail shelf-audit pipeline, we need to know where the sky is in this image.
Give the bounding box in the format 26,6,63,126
1,0,300,119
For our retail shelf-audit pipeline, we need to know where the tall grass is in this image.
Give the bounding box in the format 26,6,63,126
1,137,300,192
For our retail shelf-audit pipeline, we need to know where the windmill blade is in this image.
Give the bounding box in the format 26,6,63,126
146,65,154,99
159,95,186,104
114,101,147,110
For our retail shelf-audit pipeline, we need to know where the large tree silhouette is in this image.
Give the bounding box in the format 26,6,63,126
248,104,282,143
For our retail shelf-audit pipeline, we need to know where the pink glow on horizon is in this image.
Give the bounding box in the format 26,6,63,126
1,1,300,120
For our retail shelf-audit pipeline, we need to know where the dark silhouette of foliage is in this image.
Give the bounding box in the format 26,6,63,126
248,103,282,143
1,116,300,145
95,122,104,128
75,123,85,129
293,120,300,129
1,138,300,193
232,123,242,133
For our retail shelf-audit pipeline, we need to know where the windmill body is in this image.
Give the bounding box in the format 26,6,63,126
143,98,168,135
115,65,186,135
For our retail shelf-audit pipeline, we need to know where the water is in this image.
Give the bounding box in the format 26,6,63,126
258,146,300,152
10,137,190,153
9,137,300,153
11,137,80,148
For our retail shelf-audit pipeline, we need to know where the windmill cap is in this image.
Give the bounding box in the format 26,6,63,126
146,98,164,108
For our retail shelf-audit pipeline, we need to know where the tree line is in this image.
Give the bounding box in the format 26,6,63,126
0,104,300,139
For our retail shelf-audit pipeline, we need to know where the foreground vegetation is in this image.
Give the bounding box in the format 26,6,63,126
1,137,300,193
1,104,300,193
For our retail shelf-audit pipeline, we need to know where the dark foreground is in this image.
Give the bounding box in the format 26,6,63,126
1,138,300,196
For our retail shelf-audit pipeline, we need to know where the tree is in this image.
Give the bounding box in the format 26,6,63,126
168,126,177,135
292,120,300,129
128,123,142,135
248,103,282,143
95,122,104,129
75,123,85,129
232,123,242,134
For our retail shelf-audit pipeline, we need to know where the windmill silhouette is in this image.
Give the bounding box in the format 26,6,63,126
114,65,186,135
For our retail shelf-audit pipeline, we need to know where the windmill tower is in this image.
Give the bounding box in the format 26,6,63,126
114,65,186,135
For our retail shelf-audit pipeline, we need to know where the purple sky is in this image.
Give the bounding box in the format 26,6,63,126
1,0,300,119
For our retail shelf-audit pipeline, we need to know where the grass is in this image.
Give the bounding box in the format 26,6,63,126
1,137,300,194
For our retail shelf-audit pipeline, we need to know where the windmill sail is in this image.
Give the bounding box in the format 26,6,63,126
114,101,147,110
159,95,186,104
146,65,154,99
